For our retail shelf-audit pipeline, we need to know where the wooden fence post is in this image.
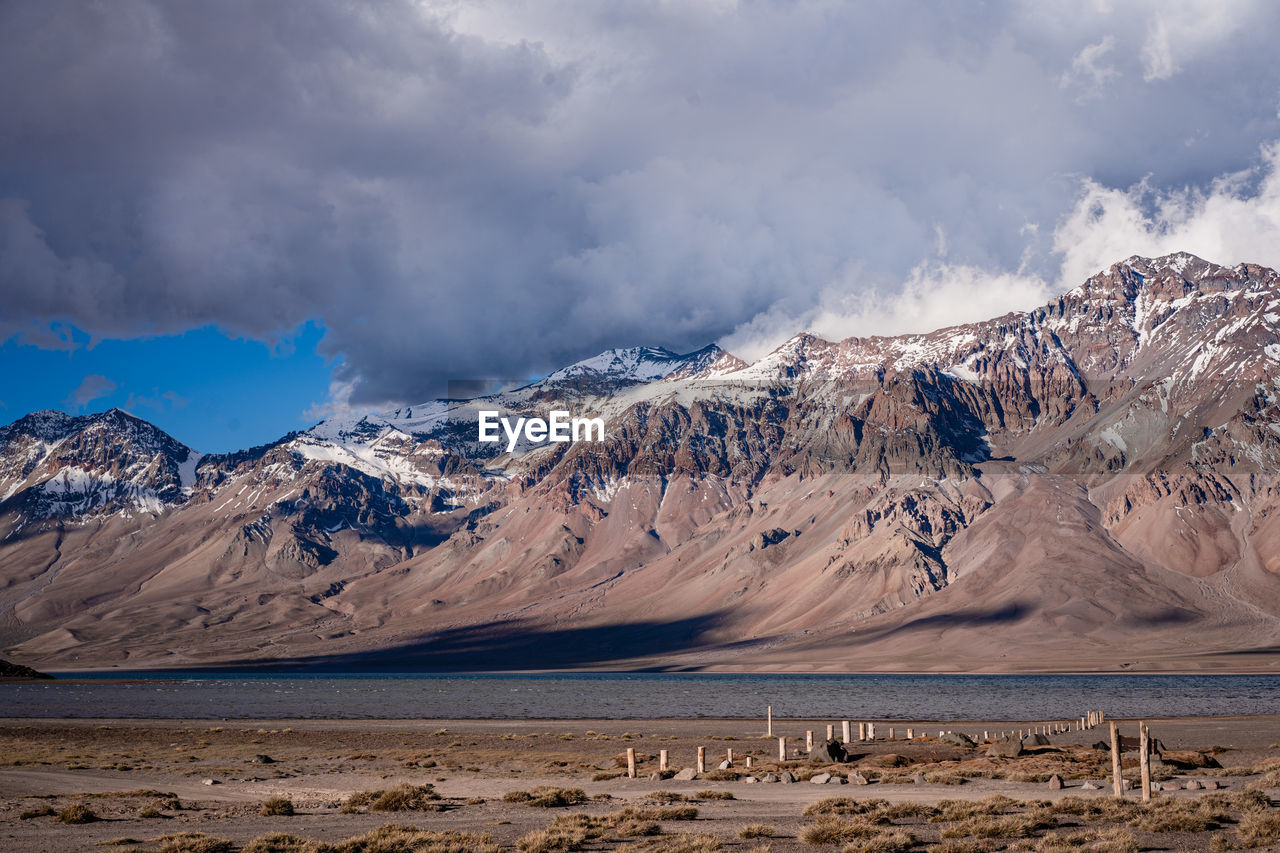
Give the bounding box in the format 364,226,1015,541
627,747,636,779
727,748,733,763
827,724,834,740
867,723,875,741
659,749,669,772
842,720,851,742
805,730,813,752
697,746,706,774
1139,721,1151,802
778,737,786,762
767,706,773,736
1109,721,1122,797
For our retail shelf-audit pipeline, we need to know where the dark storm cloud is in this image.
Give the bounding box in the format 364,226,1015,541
4,0,1280,408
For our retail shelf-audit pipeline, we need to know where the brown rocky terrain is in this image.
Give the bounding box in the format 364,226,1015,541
2,715,1280,852
2,252,1279,672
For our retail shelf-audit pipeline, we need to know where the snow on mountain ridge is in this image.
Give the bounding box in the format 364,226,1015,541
543,344,728,384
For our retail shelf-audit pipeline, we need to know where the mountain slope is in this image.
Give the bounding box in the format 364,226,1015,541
3,253,1280,671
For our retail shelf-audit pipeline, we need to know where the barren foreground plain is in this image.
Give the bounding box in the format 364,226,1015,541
2,715,1280,852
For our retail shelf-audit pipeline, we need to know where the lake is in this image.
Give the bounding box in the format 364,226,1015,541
3,672,1278,720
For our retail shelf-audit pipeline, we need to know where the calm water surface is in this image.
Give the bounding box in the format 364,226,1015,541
2,673,1279,720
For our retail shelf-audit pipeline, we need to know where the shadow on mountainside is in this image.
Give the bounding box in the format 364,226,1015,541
141,612,753,673
818,600,1203,649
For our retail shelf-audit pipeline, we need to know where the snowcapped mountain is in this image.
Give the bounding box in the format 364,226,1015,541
3,253,1280,672
0,409,200,521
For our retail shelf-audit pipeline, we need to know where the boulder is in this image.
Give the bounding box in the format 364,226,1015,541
779,771,796,783
809,738,848,763
201,778,219,786
1026,733,1051,746
810,773,832,784
673,768,697,781
1048,774,1063,790
1185,779,1203,790
1203,780,1220,790
718,760,732,770
848,771,870,785
1081,781,1101,790
649,771,663,781
743,776,759,783
761,773,779,783
986,736,1024,758
940,732,976,748
250,754,275,764
911,772,926,785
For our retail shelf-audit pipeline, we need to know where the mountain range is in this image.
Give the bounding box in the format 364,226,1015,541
3,252,1279,672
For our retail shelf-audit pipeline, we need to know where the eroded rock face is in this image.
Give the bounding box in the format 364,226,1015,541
4,253,1280,670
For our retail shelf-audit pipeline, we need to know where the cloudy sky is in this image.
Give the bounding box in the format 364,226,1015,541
6,0,1280,450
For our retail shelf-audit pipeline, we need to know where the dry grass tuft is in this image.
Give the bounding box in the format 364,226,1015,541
152,833,237,853
1237,808,1280,848
242,835,316,853
803,796,890,816
931,795,1021,823
839,829,915,853
56,802,98,824
502,786,590,808
341,783,443,813
1127,796,1230,833
800,815,881,845
881,801,936,820
924,771,969,785
614,805,699,821
941,808,1057,840
1029,827,1139,852
516,826,589,853
738,824,775,839
259,796,295,817
692,790,734,800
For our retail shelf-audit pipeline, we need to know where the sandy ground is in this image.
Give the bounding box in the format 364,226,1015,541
1,715,1279,852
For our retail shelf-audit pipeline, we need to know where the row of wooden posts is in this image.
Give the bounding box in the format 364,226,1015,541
624,709,1154,801
622,708,1112,780
624,745,754,778
765,706,1108,744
